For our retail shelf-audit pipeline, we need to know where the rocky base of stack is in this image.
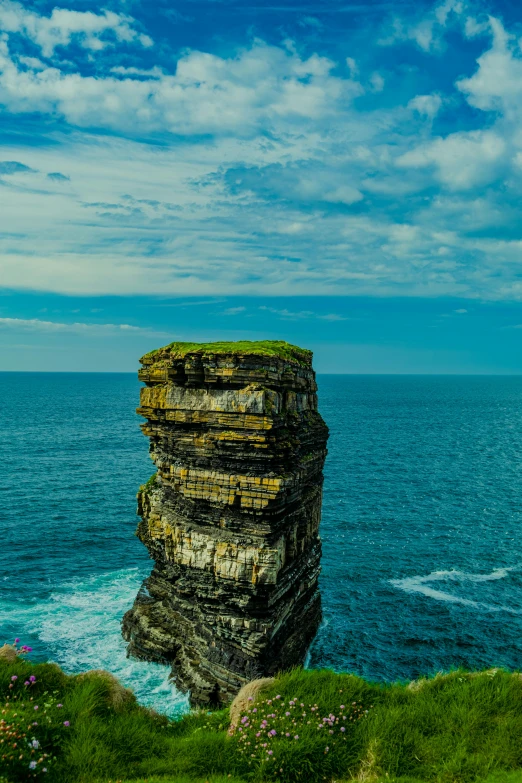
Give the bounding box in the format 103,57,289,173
122,341,329,706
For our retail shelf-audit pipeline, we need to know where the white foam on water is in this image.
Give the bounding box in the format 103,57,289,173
1,568,190,717
389,565,522,614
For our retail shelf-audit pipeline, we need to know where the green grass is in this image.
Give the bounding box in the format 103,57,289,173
141,340,312,366
2,657,522,783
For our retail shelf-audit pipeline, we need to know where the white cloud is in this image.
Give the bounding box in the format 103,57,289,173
0,317,165,335
0,1,152,57
454,308,468,313
223,306,246,315
259,306,346,321
369,72,384,92
396,130,506,190
0,38,362,135
379,0,465,52
456,17,522,114
408,93,442,119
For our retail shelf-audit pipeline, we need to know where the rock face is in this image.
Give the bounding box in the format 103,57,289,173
122,340,329,706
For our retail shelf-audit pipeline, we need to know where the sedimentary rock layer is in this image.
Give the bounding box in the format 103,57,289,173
122,341,329,706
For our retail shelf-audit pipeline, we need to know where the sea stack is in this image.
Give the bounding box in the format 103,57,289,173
122,340,329,706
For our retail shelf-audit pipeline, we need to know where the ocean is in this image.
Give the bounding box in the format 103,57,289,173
1,373,522,716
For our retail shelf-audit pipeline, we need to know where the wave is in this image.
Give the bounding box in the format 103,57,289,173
389,565,522,614
0,568,189,717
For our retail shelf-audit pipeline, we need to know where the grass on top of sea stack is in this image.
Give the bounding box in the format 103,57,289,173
140,340,313,366
2,651,522,783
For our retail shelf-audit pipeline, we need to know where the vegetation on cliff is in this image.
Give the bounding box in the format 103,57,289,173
2,648,522,783
141,340,313,367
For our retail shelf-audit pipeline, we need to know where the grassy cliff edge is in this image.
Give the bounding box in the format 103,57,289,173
2,653,522,783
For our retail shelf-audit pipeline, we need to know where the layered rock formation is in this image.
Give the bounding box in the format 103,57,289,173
122,340,329,706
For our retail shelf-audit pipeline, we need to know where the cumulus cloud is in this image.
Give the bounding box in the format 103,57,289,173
408,93,442,119
0,36,362,136
223,306,246,315
0,1,152,57
379,0,465,51
456,17,522,115
396,130,506,190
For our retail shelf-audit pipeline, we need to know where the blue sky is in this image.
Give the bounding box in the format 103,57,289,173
2,0,522,372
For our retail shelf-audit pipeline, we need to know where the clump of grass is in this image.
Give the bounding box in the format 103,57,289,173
139,473,157,494
228,691,370,780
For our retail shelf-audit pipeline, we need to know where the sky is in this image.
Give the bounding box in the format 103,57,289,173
2,0,522,372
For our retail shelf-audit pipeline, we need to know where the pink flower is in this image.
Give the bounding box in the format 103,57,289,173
14,638,20,644
340,705,345,710
29,675,36,683
57,704,63,709
341,727,346,732
285,711,290,716
268,750,273,755
24,681,30,686
11,675,17,681
63,721,70,727
34,706,38,711
294,735,299,740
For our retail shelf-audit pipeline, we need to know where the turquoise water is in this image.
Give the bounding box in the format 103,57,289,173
1,373,522,715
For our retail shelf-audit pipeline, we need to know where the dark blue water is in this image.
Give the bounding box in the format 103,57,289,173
1,374,522,714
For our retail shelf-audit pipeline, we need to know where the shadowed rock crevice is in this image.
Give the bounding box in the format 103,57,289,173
122,340,329,706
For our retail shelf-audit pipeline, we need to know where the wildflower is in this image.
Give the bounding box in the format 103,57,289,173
25,681,30,686
31,739,40,749
268,750,273,755
248,697,253,702
63,721,70,727
29,675,36,683
340,705,345,709
57,704,63,708
294,735,299,740
14,637,20,644
285,711,290,716
29,761,37,769
341,727,346,733
11,675,17,681
34,706,38,711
